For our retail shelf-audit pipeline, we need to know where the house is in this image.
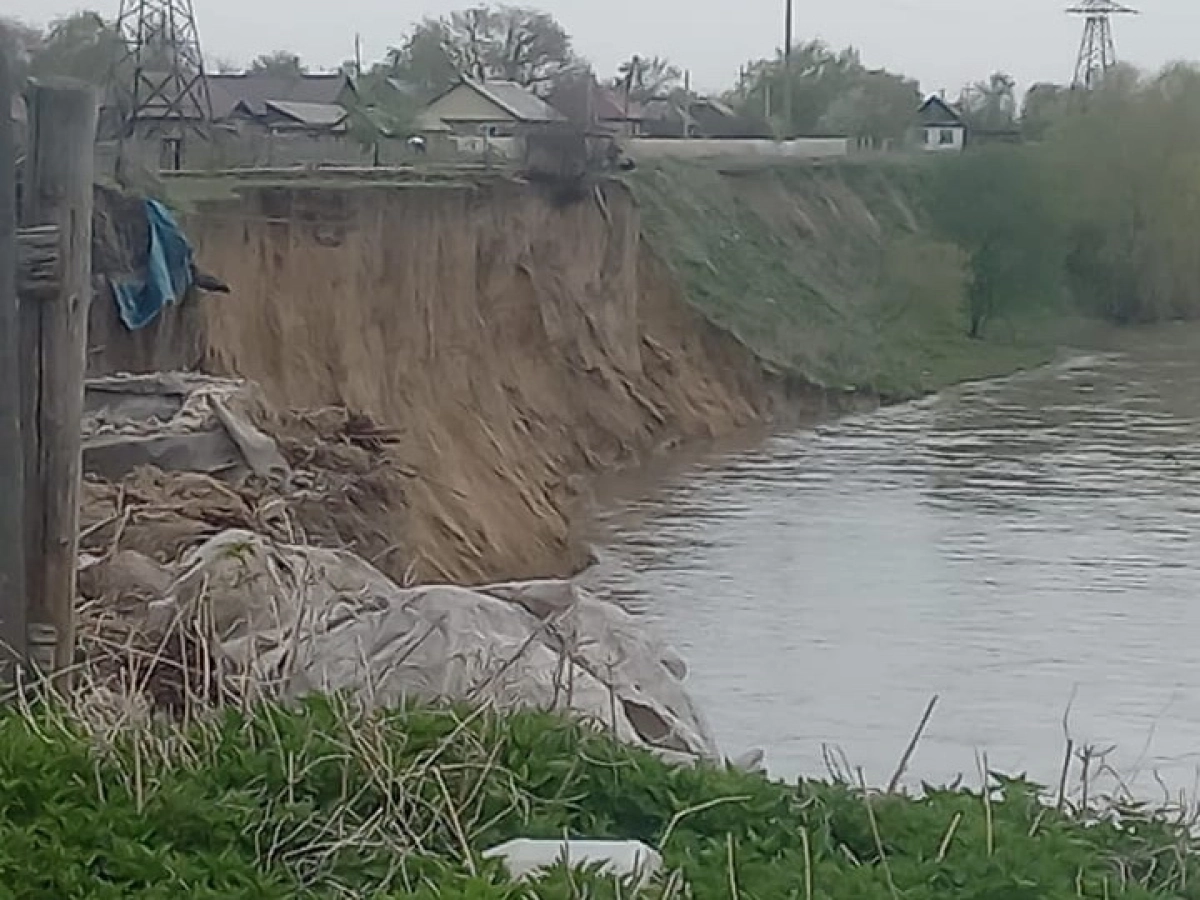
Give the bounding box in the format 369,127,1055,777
233,100,349,134
207,71,356,124
423,78,565,136
640,95,771,139
917,95,966,152
545,77,644,135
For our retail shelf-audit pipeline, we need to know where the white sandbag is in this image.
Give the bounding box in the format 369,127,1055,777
153,530,719,759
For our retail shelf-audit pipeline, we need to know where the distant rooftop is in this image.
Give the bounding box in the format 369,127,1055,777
457,79,565,123
263,100,348,128
207,71,352,120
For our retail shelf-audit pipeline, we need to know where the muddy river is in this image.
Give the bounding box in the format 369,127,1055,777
583,327,1200,794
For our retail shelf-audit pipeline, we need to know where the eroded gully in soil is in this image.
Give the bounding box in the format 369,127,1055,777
580,325,1200,796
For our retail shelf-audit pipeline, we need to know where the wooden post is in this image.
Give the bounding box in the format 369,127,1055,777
0,43,27,681
20,80,97,674
16,227,60,300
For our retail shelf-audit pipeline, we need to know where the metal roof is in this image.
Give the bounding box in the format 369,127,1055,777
464,79,565,122
207,72,351,120
264,101,348,128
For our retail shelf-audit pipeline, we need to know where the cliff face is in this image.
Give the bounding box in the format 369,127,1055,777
91,177,775,583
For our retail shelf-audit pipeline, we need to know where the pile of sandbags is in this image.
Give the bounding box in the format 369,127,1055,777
89,529,721,762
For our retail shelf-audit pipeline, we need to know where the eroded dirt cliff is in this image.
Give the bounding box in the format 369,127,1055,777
91,177,776,583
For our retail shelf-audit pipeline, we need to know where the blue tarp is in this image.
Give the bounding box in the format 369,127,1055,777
111,199,196,331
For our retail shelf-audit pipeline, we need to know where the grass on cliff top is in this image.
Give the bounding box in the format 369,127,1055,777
626,159,1068,399
3,694,1198,899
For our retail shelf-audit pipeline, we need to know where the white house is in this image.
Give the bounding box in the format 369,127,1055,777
917,95,966,152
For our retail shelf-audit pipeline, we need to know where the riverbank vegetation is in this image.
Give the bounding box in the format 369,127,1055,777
926,63,1200,334
629,159,1069,399
5,694,1198,898
631,63,1200,399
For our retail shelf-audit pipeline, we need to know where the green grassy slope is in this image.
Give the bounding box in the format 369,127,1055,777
628,159,1066,399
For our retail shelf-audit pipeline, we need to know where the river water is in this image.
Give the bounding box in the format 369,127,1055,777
583,327,1200,795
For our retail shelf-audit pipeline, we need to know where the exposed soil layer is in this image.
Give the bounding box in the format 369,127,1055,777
89,177,784,583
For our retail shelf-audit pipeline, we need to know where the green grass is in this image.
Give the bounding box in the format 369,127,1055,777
625,159,1073,399
3,696,1197,898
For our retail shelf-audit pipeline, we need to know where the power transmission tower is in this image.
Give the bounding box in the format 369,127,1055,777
114,0,213,166
1068,0,1138,90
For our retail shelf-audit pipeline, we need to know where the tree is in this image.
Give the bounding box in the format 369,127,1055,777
384,5,579,97
383,21,459,97
0,18,42,81
346,73,419,164
926,147,1063,338
959,71,1017,132
1038,62,1200,324
1021,82,1070,141
733,42,860,135
614,55,680,103
27,11,125,84
730,41,916,143
249,51,306,78
817,68,919,146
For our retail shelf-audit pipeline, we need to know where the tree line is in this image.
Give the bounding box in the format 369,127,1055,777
0,6,1062,139
924,62,1200,336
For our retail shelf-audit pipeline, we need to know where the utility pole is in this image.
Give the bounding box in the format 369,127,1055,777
0,38,26,682
783,0,794,136
1069,0,1137,90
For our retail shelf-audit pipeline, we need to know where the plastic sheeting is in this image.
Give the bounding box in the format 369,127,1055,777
110,200,195,331
147,530,723,761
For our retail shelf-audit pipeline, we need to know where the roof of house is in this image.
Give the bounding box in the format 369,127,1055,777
430,78,565,123
641,95,771,139
263,100,348,128
207,72,352,120
918,95,965,127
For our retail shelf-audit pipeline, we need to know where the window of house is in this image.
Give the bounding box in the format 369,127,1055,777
939,128,957,146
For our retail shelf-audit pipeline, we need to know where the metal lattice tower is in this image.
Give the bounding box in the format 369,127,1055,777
114,0,213,137
1069,0,1138,90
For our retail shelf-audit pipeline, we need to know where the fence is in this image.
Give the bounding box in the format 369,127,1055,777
626,137,851,161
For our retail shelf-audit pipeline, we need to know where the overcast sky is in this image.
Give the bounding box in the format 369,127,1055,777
8,0,1200,96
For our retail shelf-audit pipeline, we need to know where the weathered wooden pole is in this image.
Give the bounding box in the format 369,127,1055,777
0,42,27,681
20,80,97,674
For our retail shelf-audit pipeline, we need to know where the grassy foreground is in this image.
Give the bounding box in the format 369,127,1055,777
2,696,1196,898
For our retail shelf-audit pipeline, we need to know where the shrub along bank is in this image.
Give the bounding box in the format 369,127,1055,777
3,697,1196,898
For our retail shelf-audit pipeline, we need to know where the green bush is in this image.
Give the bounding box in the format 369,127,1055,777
923,146,1065,339
0,697,1196,898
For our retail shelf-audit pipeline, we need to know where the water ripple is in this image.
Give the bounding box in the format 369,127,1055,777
583,330,1200,793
